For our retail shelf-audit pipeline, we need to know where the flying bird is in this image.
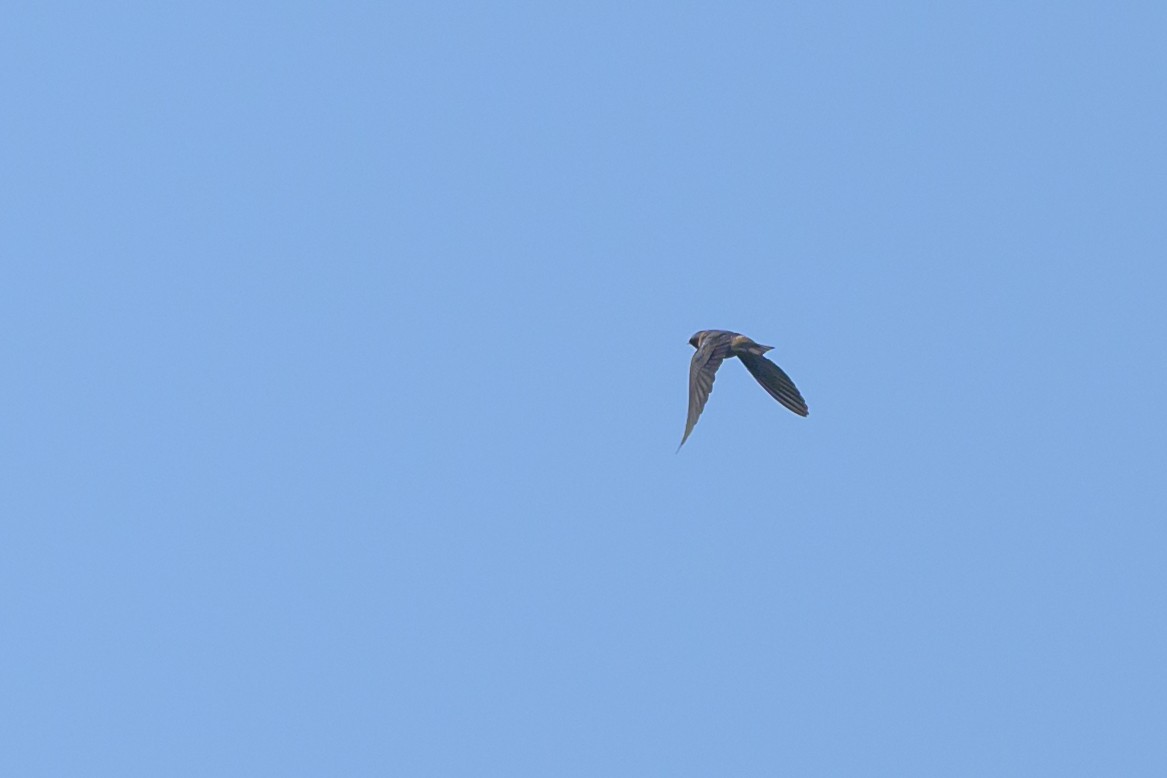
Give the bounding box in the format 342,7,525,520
679,329,808,449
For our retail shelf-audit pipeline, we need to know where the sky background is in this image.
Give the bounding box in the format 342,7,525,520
3,2,1166,775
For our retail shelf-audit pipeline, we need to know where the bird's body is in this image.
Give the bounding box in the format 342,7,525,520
679,329,808,449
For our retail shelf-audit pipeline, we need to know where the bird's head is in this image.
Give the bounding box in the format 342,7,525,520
688,331,705,349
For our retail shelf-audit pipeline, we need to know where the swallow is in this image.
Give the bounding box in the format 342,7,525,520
679,329,808,449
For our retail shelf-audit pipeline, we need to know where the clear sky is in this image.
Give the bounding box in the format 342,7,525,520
4,2,1166,775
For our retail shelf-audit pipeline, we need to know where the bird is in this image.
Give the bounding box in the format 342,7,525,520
679,329,808,449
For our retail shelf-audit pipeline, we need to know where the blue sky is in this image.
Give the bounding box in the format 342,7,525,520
4,2,1166,775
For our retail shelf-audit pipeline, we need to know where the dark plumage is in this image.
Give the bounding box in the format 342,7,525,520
679,329,808,449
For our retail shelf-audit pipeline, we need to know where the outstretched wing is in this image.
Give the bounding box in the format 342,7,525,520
680,332,734,449
738,351,809,417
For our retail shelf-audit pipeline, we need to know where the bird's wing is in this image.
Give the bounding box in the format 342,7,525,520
738,351,809,417
680,332,734,448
